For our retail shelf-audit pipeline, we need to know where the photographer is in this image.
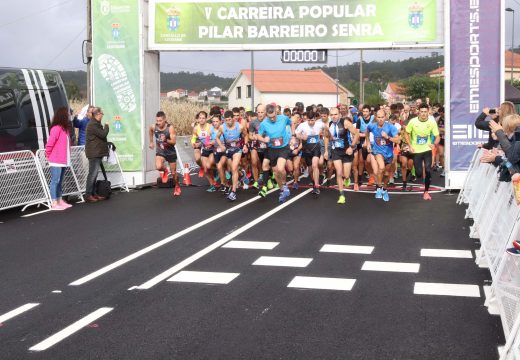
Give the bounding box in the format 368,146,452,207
474,101,516,149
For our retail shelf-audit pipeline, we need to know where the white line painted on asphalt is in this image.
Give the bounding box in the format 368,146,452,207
252,256,312,268
361,261,420,273
420,249,473,258
136,189,312,290
51,290,62,294
414,282,481,297
167,271,239,284
320,244,374,254
288,276,356,291
29,307,113,352
0,303,39,324
222,240,279,250
69,189,280,286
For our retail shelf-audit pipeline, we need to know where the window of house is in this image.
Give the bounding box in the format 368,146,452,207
247,85,252,98
237,86,242,99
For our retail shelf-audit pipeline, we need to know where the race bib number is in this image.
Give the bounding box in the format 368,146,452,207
259,142,267,149
200,131,208,137
271,137,283,147
416,136,428,145
376,137,387,146
333,139,345,149
308,135,318,144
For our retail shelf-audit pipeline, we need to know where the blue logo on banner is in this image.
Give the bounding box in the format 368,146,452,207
408,3,424,29
167,16,180,31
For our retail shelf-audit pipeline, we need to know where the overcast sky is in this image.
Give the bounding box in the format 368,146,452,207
1,0,518,78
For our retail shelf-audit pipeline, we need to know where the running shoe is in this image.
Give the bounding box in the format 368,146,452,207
423,191,432,201
219,185,228,193
375,187,383,199
337,194,346,204
206,185,217,192
382,190,389,202
302,168,309,178
225,171,231,180
267,178,274,190
198,168,204,178
258,186,268,198
367,176,375,186
506,247,520,256
354,183,359,192
252,181,259,189
225,186,232,195
161,169,169,183
401,183,407,191
279,186,290,203
323,179,330,187
292,182,299,190
440,171,445,177
388,177,395,186
173,185,181,196
513,240,520,250
312,186,320,195
227,191,237,201
344,178,351,187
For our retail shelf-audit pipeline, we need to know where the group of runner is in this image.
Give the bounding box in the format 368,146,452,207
150,100,444,203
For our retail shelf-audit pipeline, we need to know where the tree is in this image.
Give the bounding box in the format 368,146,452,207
399,75,444,104
512,79,520,91
64,81,82,101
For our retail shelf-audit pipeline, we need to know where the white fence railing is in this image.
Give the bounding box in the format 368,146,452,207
0,146,128,212
0,151,51,211
458,149,520,360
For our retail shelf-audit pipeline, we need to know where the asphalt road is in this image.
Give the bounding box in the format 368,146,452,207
0,174,504,359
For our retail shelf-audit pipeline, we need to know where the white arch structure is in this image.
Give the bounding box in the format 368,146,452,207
90,0,504,189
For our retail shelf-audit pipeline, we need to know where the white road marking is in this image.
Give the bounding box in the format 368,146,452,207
288,276,356,291
320,244,374,254
361,261,420,273
222,240,279,250
0,303,39,324
167,271,239,284
51,290,62,294
414,282,481,297
136,189,312,290
69,189,280,286
420,249,473,258
29,307,113,352
253,256,312,268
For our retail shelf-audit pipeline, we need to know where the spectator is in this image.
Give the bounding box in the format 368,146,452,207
45,107,73,211
85,107,109,203
74,105,93,145
489,114,520,173
475,101,516,149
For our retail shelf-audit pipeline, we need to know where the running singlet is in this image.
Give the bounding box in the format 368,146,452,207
222,122,242,149
329,120,350,149
356,115,373,144
296,121,325,151
194,123,212,149
154,124,176,156
249,119,267,150
367,122,398,159
405,117,439,153
258,115,292,148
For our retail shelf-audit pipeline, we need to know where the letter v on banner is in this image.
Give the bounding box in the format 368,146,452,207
446,0,503,189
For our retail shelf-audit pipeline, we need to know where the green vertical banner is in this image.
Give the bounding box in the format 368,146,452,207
92,0,142,171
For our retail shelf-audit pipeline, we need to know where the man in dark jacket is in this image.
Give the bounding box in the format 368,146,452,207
85,107,109,202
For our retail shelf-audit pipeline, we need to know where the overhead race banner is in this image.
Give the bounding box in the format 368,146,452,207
149,0,440,50
449,0,500,171
92,0,142,171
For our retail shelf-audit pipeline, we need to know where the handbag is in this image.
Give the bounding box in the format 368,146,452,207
95,162,112,199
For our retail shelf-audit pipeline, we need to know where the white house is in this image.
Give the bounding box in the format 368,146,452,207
227,69,354,110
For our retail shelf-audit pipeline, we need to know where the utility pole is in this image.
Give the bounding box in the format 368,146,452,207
336,50,339,105
359,50,364,104
251,51,255,110
87,0,92,104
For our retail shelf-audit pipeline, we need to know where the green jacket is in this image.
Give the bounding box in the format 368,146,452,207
85,119,109,159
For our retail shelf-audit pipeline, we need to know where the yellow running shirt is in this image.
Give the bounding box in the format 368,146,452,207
405,117,439,154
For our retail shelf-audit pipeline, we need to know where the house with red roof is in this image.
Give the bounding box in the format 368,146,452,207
381,82,407,104
227,69,354,110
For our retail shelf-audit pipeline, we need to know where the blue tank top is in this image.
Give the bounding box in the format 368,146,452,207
223,122,242,149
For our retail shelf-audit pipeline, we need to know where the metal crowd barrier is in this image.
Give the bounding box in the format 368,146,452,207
0,151,51,211
458,149,520,360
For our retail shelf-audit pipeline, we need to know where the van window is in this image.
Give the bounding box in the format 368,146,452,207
0,89,19,129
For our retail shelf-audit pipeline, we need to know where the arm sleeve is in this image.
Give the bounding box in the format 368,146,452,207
45,127,58,156
474,112,490,131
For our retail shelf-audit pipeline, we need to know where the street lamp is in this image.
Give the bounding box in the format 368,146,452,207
506,7,515,83
436,61,441,104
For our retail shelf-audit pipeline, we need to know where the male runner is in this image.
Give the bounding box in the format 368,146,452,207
149,111,180,196
366,110,400,202
296,114,326,194
405,103,440,200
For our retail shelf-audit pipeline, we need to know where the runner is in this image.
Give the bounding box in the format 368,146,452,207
354,105,375,190
248,107,267,189
200,114,222,192
148,111,181,196
191,111,208,178
366,110,400,202
327,107,359,204
216,110,249,201
405,104,440,200
295,114,326,194
255,104,294,203
286,135,302,189
318,109,333,186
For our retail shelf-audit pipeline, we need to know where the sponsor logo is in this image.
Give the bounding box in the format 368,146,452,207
408,2,424,29
111,23,121,40
167,7,181,32
451,124,487,145
100,0,110,16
